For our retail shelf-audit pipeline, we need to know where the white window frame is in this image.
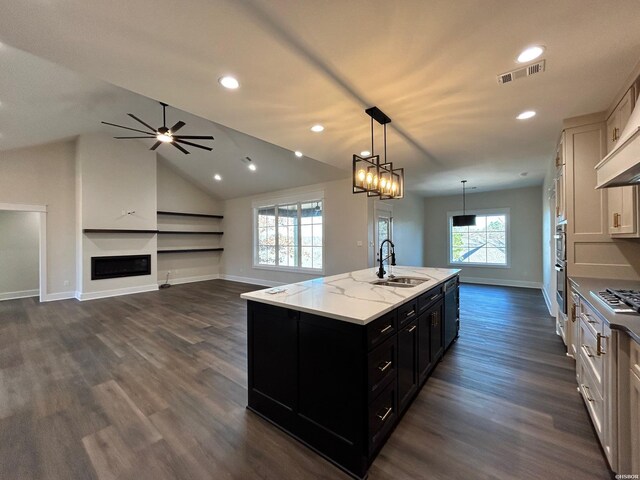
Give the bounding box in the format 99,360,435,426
252,191,325,274
447,207,511,268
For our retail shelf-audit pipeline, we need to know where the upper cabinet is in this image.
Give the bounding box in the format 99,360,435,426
606,88,639,237
555,134,566,223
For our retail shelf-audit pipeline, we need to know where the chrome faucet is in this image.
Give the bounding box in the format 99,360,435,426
377,239,396,279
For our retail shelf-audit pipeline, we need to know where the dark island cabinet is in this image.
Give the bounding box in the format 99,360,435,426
247,275,459,479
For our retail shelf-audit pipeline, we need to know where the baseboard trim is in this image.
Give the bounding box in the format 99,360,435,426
461,277,542,289
42,291,76,302
76,284,159,301
218,274,284,288
0,289,39,301
541,287,555,316
158,273,220,286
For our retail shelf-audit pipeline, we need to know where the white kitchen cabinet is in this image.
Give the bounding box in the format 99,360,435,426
555,137,566,223
631,340,640,474
606,88,639,237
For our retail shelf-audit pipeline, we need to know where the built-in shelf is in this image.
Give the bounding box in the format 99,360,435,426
83,229,158,234
157,248,224,254
157,211,224,219
157,231,223,235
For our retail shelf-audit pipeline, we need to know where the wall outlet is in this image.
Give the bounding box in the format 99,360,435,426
63,280,69,287
356,240,363,247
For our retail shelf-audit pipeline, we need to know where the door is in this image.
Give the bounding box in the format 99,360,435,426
397,319,418,414
374,206,393,265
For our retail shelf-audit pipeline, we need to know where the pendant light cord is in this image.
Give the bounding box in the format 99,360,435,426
384,123,387,163
370,117,374,156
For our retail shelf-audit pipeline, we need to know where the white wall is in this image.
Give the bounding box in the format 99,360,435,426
157,159,223,284
76,134,158,298
542,157,557,315
0,211,40,300
222,177,370,286
388,192,425,267
424,186,543,288
0,140,76,297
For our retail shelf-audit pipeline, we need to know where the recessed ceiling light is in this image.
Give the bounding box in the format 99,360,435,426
517,46,545,63
360,150,371,156
294,151,303,158
218,75,240,90
516,110,536,120
213,174,222,181
248,164,257,171
310,124,324,133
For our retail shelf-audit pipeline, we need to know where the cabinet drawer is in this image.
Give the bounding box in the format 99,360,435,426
368,380,397,454
417,286,442,314
580,301,604,338
366,310,397,351
397,300,418,328
367,336,397,403
578,359,605,443
579,317,603,396
632,339,640,379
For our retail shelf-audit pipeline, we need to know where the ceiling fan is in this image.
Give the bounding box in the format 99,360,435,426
102,102,214,154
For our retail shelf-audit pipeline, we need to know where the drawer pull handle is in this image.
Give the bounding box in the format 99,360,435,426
405,309,415,317
408,325,417,333
378,361,392,372
597,333,608,355
430,294,440,301
377,407,392,422
380,325,392,334
582,384,595,402
581,344,594,358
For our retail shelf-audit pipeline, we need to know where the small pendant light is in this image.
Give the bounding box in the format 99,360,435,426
452,180,476,227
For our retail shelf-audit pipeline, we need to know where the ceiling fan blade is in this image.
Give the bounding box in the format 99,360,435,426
127,114,157,132
171,142,190,154
114,136,155,139
169,121,185,134
174,138,213,151
150,141,162,151
172,135,215,140
102,121,153,135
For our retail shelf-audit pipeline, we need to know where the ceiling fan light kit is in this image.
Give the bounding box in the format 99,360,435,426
452,180,476,227
352,106,404,200
102,102,215,154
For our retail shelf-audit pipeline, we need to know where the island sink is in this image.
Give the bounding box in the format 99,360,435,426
370,276,429,288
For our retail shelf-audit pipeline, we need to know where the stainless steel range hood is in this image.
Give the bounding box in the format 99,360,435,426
596,102,640,188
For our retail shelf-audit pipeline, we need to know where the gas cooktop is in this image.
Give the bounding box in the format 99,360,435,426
593,289,640,314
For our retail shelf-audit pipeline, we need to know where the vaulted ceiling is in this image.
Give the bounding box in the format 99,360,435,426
1,0,640,196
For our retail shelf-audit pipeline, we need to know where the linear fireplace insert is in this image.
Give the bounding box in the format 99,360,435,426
91,254,151,280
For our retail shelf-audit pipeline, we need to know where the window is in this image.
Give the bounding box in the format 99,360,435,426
448,209,509,266
254,196,323,272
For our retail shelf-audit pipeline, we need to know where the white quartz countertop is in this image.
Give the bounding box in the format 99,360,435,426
240,266,460,325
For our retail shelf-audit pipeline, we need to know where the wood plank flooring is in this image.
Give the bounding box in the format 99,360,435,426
0,281,612,479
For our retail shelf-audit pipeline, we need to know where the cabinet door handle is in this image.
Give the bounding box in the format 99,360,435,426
582,384,595,402
581,344,594,358
380,324,392,334
614,127,620,141
612,129,617,142
405,309,415,318
596,333,608,355
570,304,576,322
430,294,440,302
378,360,392,372
408,325,417,333
377,407,392,422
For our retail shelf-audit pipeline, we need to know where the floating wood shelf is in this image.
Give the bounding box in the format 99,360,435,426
157,248,224,254
157,211,223,219
157,231,223,235
83,229,158,234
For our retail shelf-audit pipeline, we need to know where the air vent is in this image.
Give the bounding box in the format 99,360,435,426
497,60,546,85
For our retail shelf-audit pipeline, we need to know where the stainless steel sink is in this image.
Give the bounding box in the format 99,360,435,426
370,276,429,288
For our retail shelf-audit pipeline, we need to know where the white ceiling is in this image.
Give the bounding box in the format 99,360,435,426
0,45,345,199
1,0,640,196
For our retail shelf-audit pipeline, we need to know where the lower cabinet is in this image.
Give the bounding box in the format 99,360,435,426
631,368,640,474
247,276,458,479
397,319,418,414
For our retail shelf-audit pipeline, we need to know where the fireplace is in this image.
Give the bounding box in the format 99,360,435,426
91,254,151,280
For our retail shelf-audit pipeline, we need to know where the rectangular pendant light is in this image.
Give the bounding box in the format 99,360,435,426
452,214,476,227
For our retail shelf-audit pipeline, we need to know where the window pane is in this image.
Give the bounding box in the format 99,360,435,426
467,248,487,263
312,247,322,269
301,246,312,268
486,248,506,264
468,231,486,247
486,216,505,231
487,231,506,248
301,225,312,246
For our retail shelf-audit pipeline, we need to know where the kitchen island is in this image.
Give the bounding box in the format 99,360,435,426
241,266,460,479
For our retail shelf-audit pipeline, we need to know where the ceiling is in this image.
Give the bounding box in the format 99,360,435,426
1,0,640,196
0,45,345,199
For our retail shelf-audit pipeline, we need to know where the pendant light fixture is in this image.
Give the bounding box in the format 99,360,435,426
452,180,476,227
352,106,404,199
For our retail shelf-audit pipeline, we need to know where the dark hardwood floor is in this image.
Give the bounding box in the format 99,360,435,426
0,281,611,479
